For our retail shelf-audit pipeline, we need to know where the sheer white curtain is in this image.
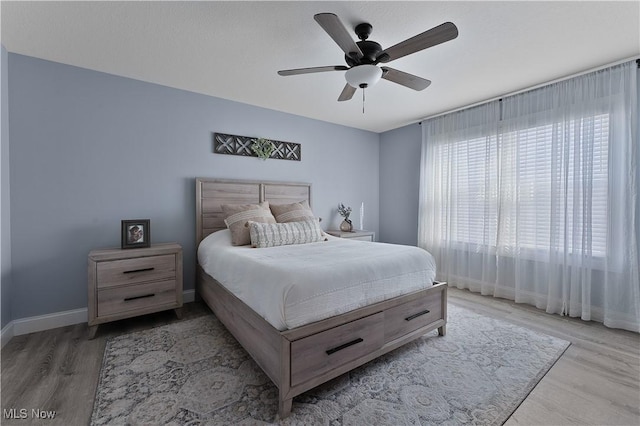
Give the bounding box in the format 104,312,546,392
419,61,639,332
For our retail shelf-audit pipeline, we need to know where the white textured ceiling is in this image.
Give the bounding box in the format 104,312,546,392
2,1,639,133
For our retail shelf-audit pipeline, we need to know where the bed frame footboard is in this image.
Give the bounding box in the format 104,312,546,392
197,266,447,419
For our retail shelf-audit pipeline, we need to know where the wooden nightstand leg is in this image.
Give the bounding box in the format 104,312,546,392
88,325,99,340
438,324,446,336
174,308,183,320
278,397,293,420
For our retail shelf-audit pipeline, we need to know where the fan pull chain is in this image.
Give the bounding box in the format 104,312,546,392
362,87,365,114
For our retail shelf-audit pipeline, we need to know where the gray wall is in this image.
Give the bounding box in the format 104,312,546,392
378,123,421,246
7,53,380,321
1,45,11,328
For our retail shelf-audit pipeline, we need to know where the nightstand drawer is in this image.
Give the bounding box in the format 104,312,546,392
97,279,177,317
384,290,443,343
96,254,176,288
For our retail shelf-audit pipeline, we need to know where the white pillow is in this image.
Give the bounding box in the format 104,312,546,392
248,220,326,248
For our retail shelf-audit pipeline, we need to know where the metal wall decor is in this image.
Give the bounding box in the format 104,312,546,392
213,133,301,161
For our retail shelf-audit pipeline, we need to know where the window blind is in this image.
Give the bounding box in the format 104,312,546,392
433,114,609,257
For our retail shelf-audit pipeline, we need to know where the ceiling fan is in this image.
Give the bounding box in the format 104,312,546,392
278,13,459,102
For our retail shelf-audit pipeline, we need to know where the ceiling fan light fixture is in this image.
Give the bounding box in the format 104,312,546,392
345,65,382,89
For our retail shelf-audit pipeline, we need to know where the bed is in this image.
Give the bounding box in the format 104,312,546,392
195,178,447,419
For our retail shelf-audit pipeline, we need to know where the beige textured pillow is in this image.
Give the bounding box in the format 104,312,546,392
270,200,316,223
248,220,326,248
222,201,276,246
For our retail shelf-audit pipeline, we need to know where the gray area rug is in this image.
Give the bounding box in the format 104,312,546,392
91,303,569,425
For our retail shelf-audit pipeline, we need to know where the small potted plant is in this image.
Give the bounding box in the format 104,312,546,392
338,203,353,232
251,138,275,160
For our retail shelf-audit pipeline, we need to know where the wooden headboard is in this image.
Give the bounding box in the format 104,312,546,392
195,178,312,245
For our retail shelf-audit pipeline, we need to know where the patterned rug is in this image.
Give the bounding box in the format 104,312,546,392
91,303,569,425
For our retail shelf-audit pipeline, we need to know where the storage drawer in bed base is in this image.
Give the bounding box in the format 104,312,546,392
384,289,443,343
290,311,384,387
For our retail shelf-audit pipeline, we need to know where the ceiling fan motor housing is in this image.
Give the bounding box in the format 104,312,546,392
345,22,383,66
346,40,383,66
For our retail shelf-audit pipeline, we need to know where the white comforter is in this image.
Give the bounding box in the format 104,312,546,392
198,229,436,330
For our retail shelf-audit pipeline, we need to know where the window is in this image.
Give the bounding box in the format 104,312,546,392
433,114,609,257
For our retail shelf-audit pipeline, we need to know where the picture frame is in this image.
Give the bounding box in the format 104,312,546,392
121,219,151,249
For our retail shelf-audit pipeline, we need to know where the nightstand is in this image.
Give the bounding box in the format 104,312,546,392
87,242,183,339
326,229,375,242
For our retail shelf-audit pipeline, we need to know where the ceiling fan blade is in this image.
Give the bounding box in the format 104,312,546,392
381,67,431,91
377,22,458,63
314,13,363,59
338,83,357,102
278,65,349,76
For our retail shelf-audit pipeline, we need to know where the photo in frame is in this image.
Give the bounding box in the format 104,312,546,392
121,219,150,249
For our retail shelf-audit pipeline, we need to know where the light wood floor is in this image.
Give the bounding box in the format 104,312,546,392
1,288,638,425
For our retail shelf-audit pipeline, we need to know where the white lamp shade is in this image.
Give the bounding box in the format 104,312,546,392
345,65,383,88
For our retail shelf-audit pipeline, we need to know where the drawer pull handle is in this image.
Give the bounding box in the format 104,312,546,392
405,310,430,321
124,293,155,302
326,338,363,355
123,267,155,274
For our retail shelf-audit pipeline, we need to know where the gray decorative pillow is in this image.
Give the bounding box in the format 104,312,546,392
248,220,326,248
222,201,276,246
269,200,316,223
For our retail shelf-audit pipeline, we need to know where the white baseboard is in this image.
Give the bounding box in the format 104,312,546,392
183,289,196,304
13,307,88,336
1,289,197,347
1,321,14,348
